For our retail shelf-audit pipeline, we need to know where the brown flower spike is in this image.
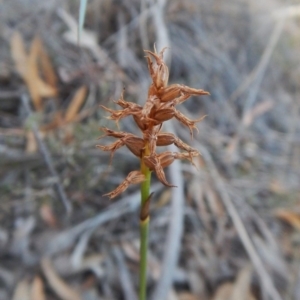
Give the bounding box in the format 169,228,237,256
98,48,209,199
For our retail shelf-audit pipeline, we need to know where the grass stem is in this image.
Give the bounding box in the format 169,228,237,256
139,145,151,300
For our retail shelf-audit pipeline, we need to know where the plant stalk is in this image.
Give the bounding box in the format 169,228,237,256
139,145,151,300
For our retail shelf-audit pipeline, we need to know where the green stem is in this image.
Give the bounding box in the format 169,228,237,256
139,148,151,300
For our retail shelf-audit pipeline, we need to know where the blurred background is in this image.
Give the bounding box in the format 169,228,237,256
1,0,300,299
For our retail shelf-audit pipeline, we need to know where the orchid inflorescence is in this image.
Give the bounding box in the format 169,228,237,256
97,47,209,199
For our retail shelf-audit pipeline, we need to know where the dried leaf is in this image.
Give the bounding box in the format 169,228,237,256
65,86,87,122
10,31,28,77
31,276,46,300
42,257,81,300
12,279,31,300
10,32,57,111
274,209,300,230
29,37,57,103
34,37,58,87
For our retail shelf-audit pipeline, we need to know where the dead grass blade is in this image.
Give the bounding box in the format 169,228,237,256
65,86,87,123
41,257,81,300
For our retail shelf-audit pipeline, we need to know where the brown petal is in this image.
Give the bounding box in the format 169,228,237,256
100,105,141,127
154,163,176,187
156,133,175,146
173,151,200,166
96,139,124,163
157,133,199,154
114,92,142,110
97,132,145,159
157,133,199,153
156,151,175,168
159,84,209,102
98,127,126,139
144,48,169,89
125,136,145,158
103,171,146,199
143,155,176,187
174,109,206,138
133,114,148,131
152,108,174,123
142,95,159,118
159,85,181,102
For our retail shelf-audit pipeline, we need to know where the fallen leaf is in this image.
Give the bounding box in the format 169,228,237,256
64,86,87,122
34,37,58,87
28,37,57,109
12,279,31,300
42,257,81,300
10,32,57,111
31,276,46,300
274,209,300,230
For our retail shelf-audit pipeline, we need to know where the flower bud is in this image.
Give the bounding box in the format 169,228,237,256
145,49,169,90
